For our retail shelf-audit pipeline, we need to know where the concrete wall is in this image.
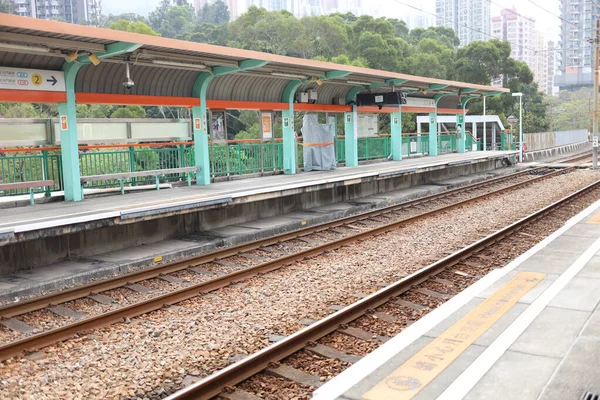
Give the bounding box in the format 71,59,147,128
523,129,588,151
0,158,510,273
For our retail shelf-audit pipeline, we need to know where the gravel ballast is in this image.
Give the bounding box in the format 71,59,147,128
1,170,599,399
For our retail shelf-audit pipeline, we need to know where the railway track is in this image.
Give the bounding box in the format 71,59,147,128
0,167,566,361
166,176,600,400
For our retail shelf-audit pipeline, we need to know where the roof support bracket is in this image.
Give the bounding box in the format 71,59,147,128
324,70,351,80
212,59,269,77
346,86,363,105
429,84,449,91
281,79,305,175
460,88,478,94
75,41,142,64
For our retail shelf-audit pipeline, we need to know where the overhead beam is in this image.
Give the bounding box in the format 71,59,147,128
485,91,504,96
0,32,106,52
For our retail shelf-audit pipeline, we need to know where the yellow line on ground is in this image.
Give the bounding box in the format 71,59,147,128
362,271,545,400
585,212,600,224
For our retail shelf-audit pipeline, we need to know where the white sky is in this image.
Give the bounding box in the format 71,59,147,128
102,0,562,43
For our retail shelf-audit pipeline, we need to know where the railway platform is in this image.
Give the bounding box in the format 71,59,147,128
313,195,600,400
0,151,517,280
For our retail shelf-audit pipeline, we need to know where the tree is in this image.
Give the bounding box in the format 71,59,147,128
110,20,161,36
197,0,230,25
299,15,349,59
110,105,147,118
77,104,115,118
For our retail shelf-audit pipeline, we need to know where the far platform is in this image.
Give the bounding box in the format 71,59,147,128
313,191,600,400
0,151,516,237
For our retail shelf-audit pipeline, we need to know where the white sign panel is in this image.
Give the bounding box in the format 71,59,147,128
0,66,66,92
593,136,598,148
405,97,435,108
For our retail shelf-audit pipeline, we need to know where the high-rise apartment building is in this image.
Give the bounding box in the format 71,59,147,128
491,8,536,77
533,36,556,94
435,0,490,46
8,0,100,24
555,0,600,89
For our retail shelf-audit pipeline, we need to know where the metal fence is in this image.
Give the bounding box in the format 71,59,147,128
0,133,480,197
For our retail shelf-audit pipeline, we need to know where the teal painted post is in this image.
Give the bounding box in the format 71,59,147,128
191,72,214,185
282,80,303,175
344,105,358,166
57,62,83,201
428,112,438,156
391,107,403,161
282,109,296,174
456,113,466,153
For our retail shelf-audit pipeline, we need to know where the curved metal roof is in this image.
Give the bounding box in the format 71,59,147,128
0,14,509,107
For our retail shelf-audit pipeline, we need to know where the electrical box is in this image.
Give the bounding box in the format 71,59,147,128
308,90,318,101
297,92,309,103
334,97,345,105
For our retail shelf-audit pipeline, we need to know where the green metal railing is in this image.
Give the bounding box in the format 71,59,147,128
358,136,391,161
0,151,63,196
80,146,194,188
210,141,283,177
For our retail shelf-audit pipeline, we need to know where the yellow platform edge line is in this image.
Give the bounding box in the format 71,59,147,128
585,211,600,225
363,271,545,400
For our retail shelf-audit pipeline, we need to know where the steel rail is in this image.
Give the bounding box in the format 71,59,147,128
0,168,563,361
166,177,600,400
0,167,545,319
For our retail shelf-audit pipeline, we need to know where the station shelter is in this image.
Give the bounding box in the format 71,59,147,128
0,14,508,202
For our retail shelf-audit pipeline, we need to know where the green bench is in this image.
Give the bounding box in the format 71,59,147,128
0,180,55,205
80,167,200,198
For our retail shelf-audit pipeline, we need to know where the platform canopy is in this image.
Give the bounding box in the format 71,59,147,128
0,14,508,110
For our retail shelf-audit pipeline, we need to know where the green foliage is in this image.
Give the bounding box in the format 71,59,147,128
110,19,160,36
76,104,115,118
0,103,57,118
198,0,230,25
110,105,147,118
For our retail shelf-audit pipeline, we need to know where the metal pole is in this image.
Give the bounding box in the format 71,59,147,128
519,95,523,163
483,96,486,151
594,18,599,169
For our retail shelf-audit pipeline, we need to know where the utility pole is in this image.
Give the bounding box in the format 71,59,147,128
594,18,599,168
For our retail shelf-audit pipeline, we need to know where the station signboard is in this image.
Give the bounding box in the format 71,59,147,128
0,67,66,92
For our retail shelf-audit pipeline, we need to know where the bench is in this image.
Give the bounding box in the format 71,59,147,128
0,180,55,205
80,166,200,198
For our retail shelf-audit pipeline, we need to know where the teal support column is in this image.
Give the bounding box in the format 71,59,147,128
391,106,402,161
344,86,362,167
282,80,303,174
344,105,358,166
428,112,438,156
57,62,83,201
191,72,214,185
456,113,466,153
190,59,269,184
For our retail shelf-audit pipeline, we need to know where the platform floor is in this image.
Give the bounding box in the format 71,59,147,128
313,196,600,400
0,151,515,234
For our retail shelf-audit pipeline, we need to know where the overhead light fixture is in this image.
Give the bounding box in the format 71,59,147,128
152,59,207,69
88,52,101,66
400,87,420,91
271,72,307,79
347,80,371,86
0,42,50,53
64,50,79,62
437,90,454,94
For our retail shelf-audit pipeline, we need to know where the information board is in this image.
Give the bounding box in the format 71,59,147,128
0,67,66,92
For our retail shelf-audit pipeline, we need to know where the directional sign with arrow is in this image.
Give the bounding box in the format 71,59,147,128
0,67,65,92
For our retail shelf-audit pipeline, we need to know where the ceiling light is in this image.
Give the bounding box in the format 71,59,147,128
152,59,207,69
400,87,420,91
88,52,101,66
271,72,307,79
347,80,371,86
0,42,50,53
437,90,455,94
